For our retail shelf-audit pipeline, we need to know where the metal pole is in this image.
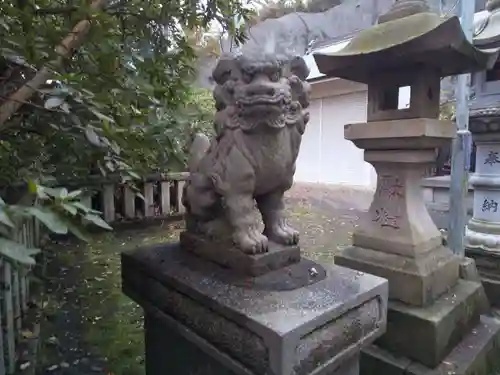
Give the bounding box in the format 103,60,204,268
448,0,474,256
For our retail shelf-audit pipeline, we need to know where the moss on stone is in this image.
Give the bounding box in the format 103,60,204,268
329,12,444,56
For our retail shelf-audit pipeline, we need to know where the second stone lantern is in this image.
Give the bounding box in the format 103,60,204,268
315,1,500,374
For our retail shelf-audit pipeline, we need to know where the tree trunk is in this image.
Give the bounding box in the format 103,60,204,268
0,0,107,131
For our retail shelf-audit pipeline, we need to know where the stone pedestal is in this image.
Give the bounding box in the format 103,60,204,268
122,243,388,375
465,116,500,307
334,118,500,375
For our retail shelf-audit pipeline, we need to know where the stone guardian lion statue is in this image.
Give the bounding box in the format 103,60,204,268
183,53,311,255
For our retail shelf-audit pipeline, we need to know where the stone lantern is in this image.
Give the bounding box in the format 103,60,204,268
466,0,500,308
314,0,500,374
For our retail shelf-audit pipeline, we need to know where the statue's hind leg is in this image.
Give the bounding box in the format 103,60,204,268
185,174,217,218
184,175,220,234
225,193,268,254
257,191,299,246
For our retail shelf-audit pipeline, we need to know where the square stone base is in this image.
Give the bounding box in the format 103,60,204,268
145,308,361,375
335,246,459,307
180,231,301,276
360,315,500,375
376,280,488,368
122,243,389,375
466,248,500,308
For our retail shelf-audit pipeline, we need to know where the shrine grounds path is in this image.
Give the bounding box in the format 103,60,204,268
36,183,374,375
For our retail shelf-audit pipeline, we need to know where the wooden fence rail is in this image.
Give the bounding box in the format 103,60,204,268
0,172,189,374
57,172,189,224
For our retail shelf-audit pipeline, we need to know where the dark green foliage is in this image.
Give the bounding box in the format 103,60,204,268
0,0,250,254
0,0,249,185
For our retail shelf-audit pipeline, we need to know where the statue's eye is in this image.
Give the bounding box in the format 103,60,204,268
243,72,253,83
220,71,231,83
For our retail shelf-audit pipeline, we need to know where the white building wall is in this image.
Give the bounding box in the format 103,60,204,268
294,80,412,188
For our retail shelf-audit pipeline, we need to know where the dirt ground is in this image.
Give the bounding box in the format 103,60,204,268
285,182,373,263
36,183,374,375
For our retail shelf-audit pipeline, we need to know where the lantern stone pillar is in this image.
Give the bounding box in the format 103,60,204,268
314,1,500,374
465,0,500,308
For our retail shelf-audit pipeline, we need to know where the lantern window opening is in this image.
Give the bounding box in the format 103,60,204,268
399,86,411,109
379,85,412,111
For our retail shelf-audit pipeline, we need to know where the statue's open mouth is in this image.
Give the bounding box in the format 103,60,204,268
237,93,286,107
266,118,286,129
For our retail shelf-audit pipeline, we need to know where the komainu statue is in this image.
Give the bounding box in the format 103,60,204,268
182,53,311,256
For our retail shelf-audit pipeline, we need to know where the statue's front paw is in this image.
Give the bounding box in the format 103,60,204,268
233,229,269,254
265,222,299,246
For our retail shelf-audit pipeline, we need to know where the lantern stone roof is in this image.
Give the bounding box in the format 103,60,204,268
313,11,499,84
304,10,491,82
